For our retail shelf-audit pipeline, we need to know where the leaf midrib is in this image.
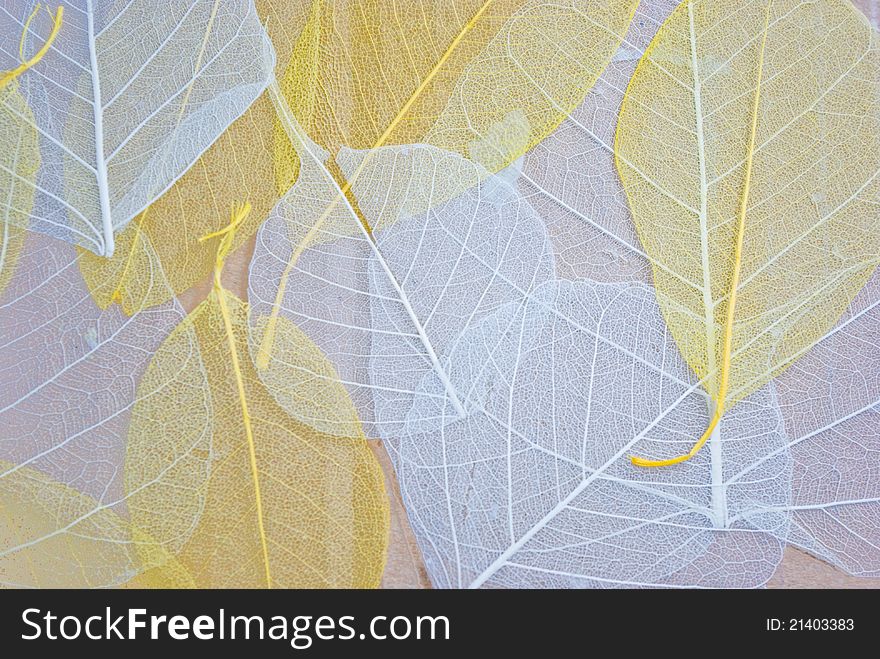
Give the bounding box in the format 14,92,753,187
255,0,497,396
85,0,115,256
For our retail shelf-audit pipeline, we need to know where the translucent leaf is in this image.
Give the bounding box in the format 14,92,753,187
119,527,196,588
454,0,879,584
756,270,880,577
387,279,792,588
377,213,879,587
0,0,275,256
249,121,555,436
275,0,639,186
246,130,789,586
370,162,876,586
0,85,37,297
128,229,388,588
246,0,880,587
0,222,24,300
250,1,639,408
0,231,211,587
78,0,310,313
0,460,191,588
520,0,681,286
83,0,631,314
614,0,880,429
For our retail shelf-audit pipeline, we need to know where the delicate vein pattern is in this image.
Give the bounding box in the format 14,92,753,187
0,85,37,297
521,0,679,286
425,0,639,173
386,279,790,588
760,270,880,576
274,0,638,186
493,0,880,583
615,0,880,420
128,284,389,588
251,0,639,402
0,231,210,587
248,129,554,436
0,460,193,588
773,0,880,569
2,0,877,591
78,0,311,314
0,0,274,255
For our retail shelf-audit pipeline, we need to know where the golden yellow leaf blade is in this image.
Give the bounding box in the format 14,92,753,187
126,286,389,588
616,0,880,419
277,0,510,160
250,313,363,438
0,85,39,297
119,527,197,589
276,0,638,177
426,0,639,172
0,461,187,588
1,224,212,586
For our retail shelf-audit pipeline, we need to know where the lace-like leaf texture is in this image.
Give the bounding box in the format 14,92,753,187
0,85,36,298
248,0,880,587
78,0,310,315
125,248,389,588
249,0,639,430
0,230,209,586
0,0,635,589
1,459,194,588
615,0,880,459
0,216,388,587
77,0,637,315
275,0,639,187
0,0,274,257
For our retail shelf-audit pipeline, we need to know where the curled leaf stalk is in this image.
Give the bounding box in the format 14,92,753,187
0,4,63,90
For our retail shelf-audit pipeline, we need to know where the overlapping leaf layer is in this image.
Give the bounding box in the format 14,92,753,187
1,0,878,589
